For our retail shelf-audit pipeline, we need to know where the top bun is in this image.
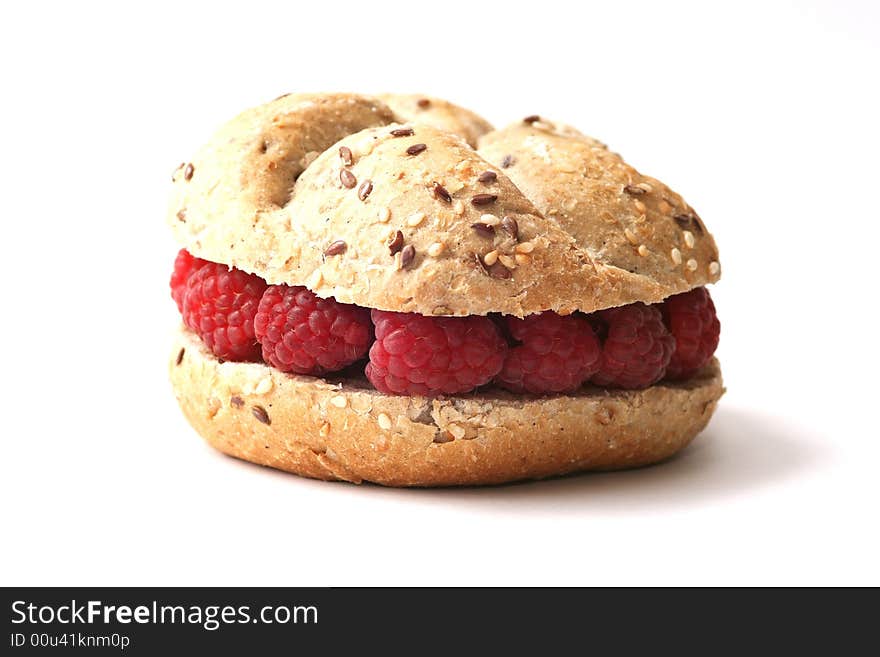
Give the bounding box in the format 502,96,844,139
168,93,720,317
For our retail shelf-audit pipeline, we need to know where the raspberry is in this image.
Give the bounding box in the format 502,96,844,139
182,262,267,361
366,310,507,396
254,285,373,375
495,312,601,394
590,303,675,389
170,248,209,312
660,287,720,380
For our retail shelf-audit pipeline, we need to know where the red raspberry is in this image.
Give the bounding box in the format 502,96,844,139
495,312,601,394
170,248,209,312
590,303,675,389
660,287,720,380
182,262,267,361
366,310,507,396
254,285,373,375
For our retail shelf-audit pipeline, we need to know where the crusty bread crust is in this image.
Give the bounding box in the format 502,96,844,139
375,93,494,148
167,93,721,318
170,327,724,486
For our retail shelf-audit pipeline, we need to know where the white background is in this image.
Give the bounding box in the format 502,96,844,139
1,0,878,586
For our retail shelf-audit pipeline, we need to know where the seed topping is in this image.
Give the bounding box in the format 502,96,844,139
471,222,495,237
390,127,414,137
339,146,354,166
324,240,347,257
478,170,498,184
252,405,271,425
358,179,373,201
471,193,497,206
400,244,416,269
388,230,404,255
340,169,357,188
407,212,426,227
624,184,646,196
500,216,519,240
406,143,427,156
433,184,452,203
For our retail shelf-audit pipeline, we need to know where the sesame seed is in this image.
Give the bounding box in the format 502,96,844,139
471,222,495,237
308,269,323,289
447,423,466,440
434,184,452,203
514,253,531,265
416,98,431,108
378,207,391,223
683,230,695,248
638,244,650,257
324,240,347,257
479,214,501,226
390,127,414,137
501,154,515,168
671,247,682,265
471,193,497,206
339,146,354,166
388,230,404,255
358,179,373,201
183,163,194,181
523,114,540,124
709,261,720,275
686,258,698,271
330,395,348,408
453,200,465,216
427,242,445,257
340,169,357,188
252,405,271,425
406,143,427,156
377,413,393,430
478,170,498,184
634,200,647,214
515,241,535,254
483,250,499,266
400,244,416,268
624,228,638,245
406,212,426,227
636,182,653,193
624,184,646,196
500,216,519,240
498,254,517,269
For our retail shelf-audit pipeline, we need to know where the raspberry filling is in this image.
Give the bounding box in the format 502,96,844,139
170,249,719,395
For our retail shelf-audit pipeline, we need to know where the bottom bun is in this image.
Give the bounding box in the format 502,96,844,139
169,326,724,487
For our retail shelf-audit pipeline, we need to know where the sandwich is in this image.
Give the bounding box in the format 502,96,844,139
167,92,723,486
